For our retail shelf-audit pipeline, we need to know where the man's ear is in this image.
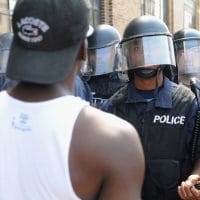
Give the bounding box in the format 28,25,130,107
78,39,88,61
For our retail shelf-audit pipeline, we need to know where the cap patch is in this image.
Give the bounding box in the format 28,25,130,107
17,17,50,43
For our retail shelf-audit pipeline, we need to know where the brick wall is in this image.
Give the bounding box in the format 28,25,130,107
100,0,200,37
112,0,141,36
100,0,112,24
196,0,200,30
100,0,141,37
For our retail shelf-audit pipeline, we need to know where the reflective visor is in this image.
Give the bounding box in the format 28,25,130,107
121,35,176,71
0,48,10,74
83,44,120,76
174,39,200,85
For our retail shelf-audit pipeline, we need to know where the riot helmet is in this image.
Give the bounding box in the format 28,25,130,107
0,32,13,90
120,15,176,79
83,24,121,76
173,28,200,85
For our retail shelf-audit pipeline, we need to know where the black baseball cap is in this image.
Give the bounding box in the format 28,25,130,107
6,0,90,84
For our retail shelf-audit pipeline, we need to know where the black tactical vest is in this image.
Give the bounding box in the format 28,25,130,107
88,73,127,98
111,84,195,200
88,72,128,107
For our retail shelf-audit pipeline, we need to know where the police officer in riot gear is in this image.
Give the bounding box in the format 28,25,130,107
103,16,200,200
82,24,128,107
173,28,200,86
173,28,200,199
0,32,15,91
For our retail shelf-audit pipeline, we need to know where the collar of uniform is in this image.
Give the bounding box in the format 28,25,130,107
126,77,178,109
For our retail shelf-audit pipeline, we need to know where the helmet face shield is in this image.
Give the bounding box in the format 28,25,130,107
0,32,13,75
83,44,121,76
121,35,176,71
0,48,10,90
0,48,10,74
174,39,200,85
0,32,13,90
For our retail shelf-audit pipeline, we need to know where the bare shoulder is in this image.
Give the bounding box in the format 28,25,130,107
80,105,139,137
71,105,144,199
75,105,141,153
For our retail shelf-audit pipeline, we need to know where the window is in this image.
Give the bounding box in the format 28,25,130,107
141,0,167,23
184,0,196,28
89,0,100,27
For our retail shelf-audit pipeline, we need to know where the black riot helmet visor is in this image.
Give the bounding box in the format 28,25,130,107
174,28,200,85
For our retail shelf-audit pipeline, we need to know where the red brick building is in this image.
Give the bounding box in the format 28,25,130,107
0,0,199,36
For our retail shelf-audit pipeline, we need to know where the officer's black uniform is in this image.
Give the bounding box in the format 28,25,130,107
87,71,127,107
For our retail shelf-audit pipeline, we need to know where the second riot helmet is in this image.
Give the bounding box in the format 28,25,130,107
173,28,200,85
83,24,121,76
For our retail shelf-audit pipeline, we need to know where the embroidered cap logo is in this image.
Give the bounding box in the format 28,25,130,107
17,17,50,43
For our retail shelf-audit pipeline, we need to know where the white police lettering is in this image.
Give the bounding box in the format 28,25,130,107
153,115,185,125
16,17,50,43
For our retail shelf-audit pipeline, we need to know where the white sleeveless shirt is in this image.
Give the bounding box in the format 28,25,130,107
0,91,89,200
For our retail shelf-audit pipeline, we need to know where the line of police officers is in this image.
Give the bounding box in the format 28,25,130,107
1,15,200,200
101,16,200,200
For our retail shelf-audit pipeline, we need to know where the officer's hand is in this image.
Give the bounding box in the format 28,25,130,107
178,175,200,200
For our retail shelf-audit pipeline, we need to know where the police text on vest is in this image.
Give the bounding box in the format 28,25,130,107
153,115,185,125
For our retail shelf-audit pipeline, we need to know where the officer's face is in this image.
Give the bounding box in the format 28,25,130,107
88,46,116,75
88,50,96,69
129,39,145,67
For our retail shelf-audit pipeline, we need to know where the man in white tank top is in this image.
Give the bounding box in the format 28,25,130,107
0,0,145,199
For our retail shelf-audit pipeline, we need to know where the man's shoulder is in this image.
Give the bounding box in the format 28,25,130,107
70,106,144,199
73,105,141,160
78,105,136,136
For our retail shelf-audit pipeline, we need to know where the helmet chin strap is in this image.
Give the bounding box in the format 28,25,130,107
152,67,163,102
